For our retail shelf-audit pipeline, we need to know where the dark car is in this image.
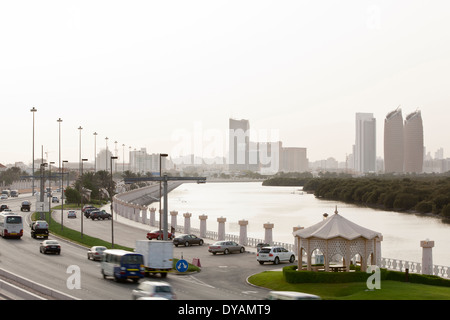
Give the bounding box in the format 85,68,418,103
20,201,31,212
40,240,61,254
84,207,99,218
173,234,204,247
90,210,112,220
147,229,174,240
0,204,9,212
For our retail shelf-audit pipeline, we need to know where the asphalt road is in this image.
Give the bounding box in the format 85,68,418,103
0,192,296,300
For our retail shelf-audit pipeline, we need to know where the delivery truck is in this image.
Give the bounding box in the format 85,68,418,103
135,240,173,278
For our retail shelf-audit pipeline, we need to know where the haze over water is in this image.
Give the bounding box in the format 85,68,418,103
168,182,450,267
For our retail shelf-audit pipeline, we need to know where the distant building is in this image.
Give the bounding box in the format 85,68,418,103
384,107,404,173
280,146,308,173
355,113,376,173
404,110,424,173
228,118,250,172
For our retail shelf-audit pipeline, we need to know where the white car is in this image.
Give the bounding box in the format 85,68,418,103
131,281,176,300
67,210,77,218
257,246,296,265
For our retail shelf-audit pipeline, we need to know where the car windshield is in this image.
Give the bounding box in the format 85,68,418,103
96,247,106,252
259,248,271,253
155,286,172,293
46,240,59,245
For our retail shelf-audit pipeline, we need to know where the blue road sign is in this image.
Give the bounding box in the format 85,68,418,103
175,259,189,273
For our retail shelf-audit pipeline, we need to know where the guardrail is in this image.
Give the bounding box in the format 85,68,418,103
381,258,450,279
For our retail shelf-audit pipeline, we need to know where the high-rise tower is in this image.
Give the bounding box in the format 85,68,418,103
404,110,424,173
384,107,404,173
355,113,376,173
228,118,250,171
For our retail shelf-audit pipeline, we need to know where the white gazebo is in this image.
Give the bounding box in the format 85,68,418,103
293,208,383,272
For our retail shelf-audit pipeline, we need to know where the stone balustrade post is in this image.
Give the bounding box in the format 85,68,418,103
141,206,148,224
238,220,248,245
421,239,435,275
170,211,178,231
183,212,192,234
217,217,226,241
149,207,156,226
293,226,304,258
199,215,208,238
264,222,274,245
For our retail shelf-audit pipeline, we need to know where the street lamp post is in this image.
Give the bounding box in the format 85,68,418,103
31,107,37,196
61,160,68,231
48,162,55,224
105,137,109,171
110,156,118,248
93,132,98,172
57,118,62,212
81,158,88,238
159,153,168,231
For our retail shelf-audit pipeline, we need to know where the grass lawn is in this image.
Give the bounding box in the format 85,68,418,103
248,271,450,300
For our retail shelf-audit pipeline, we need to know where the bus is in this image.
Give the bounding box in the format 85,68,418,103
101,249,145,282
0,213,23,238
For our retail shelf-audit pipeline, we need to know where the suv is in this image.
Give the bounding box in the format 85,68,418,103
90,210,112,220
84,207,98,218
256,246,296,265
31,220,49,239
20,201,31,212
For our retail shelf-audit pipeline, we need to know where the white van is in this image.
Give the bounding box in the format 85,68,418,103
0,213,23,238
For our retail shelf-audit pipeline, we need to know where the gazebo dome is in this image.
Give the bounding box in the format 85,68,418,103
293,208,383,272
294,210,382,241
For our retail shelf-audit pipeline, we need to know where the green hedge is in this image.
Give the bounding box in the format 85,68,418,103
283,265,450,287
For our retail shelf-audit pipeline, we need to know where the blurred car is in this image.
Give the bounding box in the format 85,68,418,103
67,210,77,218
131,281,176,300
0,194,7,200
40,240,61,255
256,246,295,265
52,196,59,203
208,241,245,255
147,229,174,240
83,206,98,218
266,291,321,300
87,245,107,261
173,234,204,247
20,201,31,212
0,204,9,212
90,210,112,220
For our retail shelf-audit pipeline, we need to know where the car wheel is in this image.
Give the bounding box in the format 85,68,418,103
240,247,244,253
199,240,203,246
174,244,178,247
157,236,161,240
259,261,264,265
185,241,190,247
289,255,295,263
212,252,217,255
274,257,280,265
224,249,230,255
87,254,91,260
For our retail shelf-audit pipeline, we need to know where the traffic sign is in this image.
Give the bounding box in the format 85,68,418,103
175,259,189,273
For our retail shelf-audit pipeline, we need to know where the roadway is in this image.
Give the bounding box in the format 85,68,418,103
0,192,295,300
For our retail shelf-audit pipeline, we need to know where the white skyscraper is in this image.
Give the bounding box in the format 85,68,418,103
355,113,376,173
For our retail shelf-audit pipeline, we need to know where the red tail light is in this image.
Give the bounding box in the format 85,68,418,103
269,253,273,257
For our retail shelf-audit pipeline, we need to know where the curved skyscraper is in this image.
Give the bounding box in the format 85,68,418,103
404,110,424,173
384,108,404,173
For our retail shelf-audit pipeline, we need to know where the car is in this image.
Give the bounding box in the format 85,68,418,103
84,207,99,218
67,210,77,218
87,246,107,261
40,240,61,255
146,229,174,240
0,204,9,212
208,241,245,255
90,210,112,220
266,291,321,300
256,246,295,265
31,220,49,239
52,196,59,203
20,201,31,212
0,194,7,200
131,281,176,300
173,234,204,247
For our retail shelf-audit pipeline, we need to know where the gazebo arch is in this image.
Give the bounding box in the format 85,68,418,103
293,208,383,272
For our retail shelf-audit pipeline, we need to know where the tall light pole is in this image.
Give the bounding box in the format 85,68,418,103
31,107,37,196
78,126,83,177
57,118,62,204
48,162,55,224
122,144,125,173
159,153,168,231
93,132,98,172
81,158,88,238
110,156,118,248
61,160,68,231
105,137,109,171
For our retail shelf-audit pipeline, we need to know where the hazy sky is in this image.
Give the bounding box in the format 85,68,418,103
1,1,449,165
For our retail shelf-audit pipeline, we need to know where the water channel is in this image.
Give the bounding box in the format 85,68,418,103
167,182,450,267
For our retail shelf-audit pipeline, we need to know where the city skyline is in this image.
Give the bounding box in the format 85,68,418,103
1,1,450,165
